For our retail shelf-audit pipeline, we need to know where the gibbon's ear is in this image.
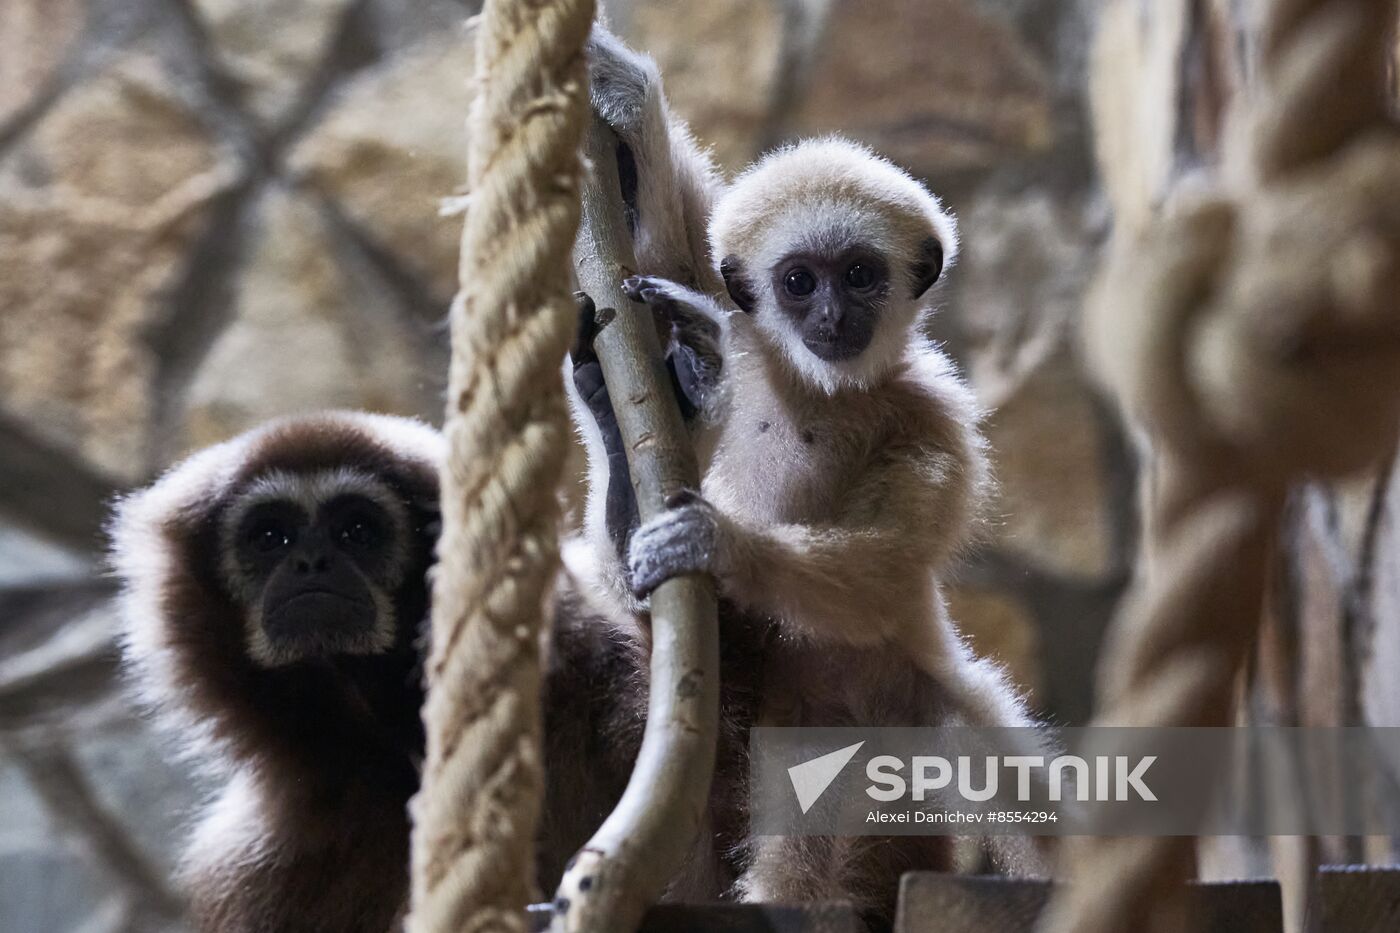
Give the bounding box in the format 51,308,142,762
910,236,945,299
719,256,757,313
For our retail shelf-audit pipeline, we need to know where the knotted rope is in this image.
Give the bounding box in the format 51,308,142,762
407,1,594,930
1039,0,1400,930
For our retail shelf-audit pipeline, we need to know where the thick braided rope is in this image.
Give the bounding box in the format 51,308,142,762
1039,1,1400,931
407,1,594,931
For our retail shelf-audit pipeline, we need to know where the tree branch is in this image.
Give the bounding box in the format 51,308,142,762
550,117,721,933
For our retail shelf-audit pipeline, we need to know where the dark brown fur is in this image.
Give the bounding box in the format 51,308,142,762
113,414,440,933
538,589,775,898
541,574,955,928
115,415,734,929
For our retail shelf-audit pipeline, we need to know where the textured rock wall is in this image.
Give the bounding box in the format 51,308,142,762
0,0,1130,928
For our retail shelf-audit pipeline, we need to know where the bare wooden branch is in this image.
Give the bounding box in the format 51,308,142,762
550,116,721,933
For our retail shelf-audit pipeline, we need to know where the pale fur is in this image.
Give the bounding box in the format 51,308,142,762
692,298,1032,732
571,33,1048,917
585,25,724,294
711,138,959,394
110,412,443,931
182,769,275,885
710,136,960,272
692,146,1051,889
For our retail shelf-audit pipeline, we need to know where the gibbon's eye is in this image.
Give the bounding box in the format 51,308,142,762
784,267,817,297
338,512,382,550
844,263,875,289
249,518,295,554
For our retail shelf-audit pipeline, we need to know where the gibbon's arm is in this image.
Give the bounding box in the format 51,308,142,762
622,275,731,328
724,446,973,644
621,274,729,415
586,25,723,293
629,444,976,646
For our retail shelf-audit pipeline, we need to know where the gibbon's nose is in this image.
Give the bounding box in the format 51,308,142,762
290,531,333,575
813,300,845,335
292,550,331,575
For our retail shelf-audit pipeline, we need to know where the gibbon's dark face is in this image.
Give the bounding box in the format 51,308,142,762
723,236,944,365
202,426,440,669
222,477,409,665
769,246,892,362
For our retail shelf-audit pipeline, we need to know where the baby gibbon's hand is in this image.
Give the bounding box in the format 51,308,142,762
627,490,723,597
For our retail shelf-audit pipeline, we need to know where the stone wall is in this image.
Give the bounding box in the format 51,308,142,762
0,0,1129,928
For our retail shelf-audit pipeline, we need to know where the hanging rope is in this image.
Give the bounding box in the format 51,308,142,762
407,0,594,930
1039,0,1400,930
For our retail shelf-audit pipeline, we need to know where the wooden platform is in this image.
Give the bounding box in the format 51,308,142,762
528,902,862,932
521,866,1394,931
1306,866,1400,932
892,874,1282,933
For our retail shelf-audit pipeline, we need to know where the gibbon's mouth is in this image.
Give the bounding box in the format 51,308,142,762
263,589,377,643
804,335,868,362
279,587,370,609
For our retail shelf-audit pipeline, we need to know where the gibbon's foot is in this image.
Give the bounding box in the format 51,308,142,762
584,26,653,233
572,291,640,558
570,292,609,417
570,289,598,363
627,490,722,597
